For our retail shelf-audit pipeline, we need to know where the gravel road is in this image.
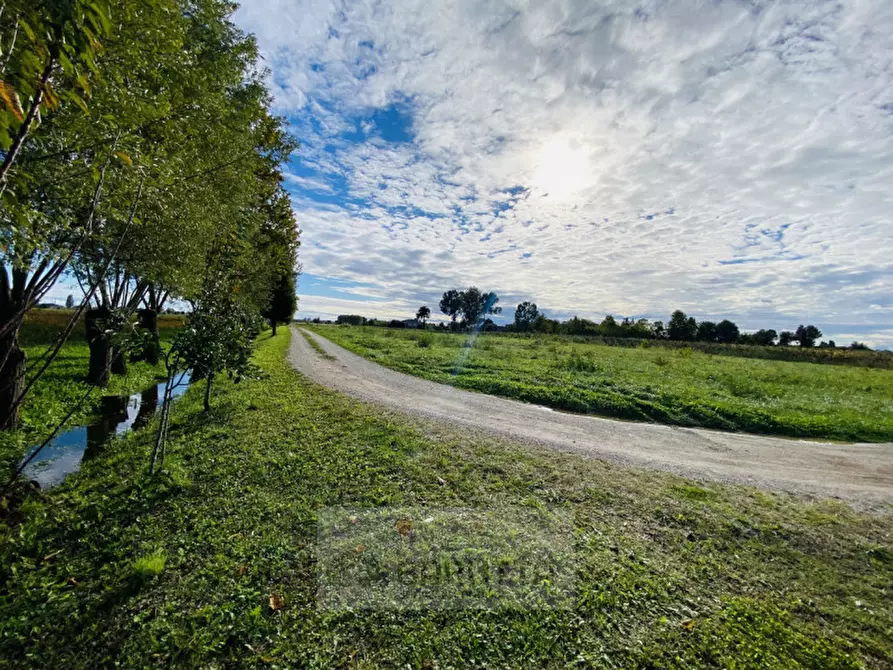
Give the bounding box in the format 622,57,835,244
290,326,893,505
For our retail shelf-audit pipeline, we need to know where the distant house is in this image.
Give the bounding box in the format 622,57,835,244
401,319,420,329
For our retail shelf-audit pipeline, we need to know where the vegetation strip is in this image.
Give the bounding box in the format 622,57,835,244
307,325,893,443
1,330,891,667
299,327,336,360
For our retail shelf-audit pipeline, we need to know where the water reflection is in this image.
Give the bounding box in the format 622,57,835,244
23,371,191,488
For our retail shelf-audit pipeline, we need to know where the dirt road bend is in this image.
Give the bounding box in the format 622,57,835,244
289,326,893,505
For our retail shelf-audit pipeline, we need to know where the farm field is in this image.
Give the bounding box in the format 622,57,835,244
306,325,893,443
2,329,892,667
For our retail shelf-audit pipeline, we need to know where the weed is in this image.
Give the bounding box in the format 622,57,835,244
131,551,167,579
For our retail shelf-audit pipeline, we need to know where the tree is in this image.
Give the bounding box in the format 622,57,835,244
715,319,740,344
514,301,541,332
415,305,431,325
751,329,777,346
262,271,298,336
850,341,870,350
150,282,263,474
65,295,75,309
795,324,822,348
696,321,717,342
779,331,796,346
458,287,501,328
667,310,697,341
0,0,111,189
1,0,300,427
439,289,463,325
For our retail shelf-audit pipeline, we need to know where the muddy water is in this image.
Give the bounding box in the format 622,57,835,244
22,372,191,487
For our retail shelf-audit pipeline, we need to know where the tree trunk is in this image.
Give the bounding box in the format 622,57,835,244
111,345,127,376
203,375,212,412
137,308,160,364
86,308,112,387
0,330,25,430
272,321,277,336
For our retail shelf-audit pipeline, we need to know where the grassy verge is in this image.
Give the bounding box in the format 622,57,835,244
0,329,891,668
298,327,335,359
307,325,893,443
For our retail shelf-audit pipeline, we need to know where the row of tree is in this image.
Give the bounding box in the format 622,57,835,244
406,290,851,349
0,1,300,438
509,305,834,347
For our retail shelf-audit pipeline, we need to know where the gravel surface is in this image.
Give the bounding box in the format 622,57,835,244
290,326,893,505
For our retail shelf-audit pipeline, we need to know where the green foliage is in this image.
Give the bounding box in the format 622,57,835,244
262,271,298,328
1,0,299,425
668,309,698,341
513,301,541,331
0,330,891,666
796,324,823,348
131,552,167,579
439,287,501,328
309,325,893,442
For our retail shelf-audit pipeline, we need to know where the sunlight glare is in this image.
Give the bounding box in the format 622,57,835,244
531,137,592,201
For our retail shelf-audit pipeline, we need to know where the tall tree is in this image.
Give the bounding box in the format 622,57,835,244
514,301,540,332
262,272,298,336
459,287,501,328
439,289,462,325
715,319,740,344
415,305,430,325
795,324,822,348
667,310,697,341
696,321,717,342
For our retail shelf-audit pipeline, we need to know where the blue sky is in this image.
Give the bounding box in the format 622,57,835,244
234,0,893,347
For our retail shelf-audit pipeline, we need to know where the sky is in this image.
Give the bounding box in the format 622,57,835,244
231,0,893,347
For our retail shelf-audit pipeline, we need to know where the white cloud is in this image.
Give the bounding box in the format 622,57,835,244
236,0,893,345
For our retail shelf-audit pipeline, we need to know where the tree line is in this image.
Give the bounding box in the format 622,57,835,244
335,287,868,351
505,305,850,348
0,1,300,446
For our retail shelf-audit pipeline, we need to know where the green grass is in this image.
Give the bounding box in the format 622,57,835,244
299,327,335,359
0,312,181,474
306,325,893,443
1,329,891,667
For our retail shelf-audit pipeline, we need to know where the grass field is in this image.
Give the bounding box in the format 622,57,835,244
0,310,185,473
1,329,891,667
306,325,893,443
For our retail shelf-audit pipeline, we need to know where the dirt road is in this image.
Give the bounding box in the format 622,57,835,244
289,327,893,504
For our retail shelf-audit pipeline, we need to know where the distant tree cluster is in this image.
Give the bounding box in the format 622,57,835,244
336,315,366,326
438,287,502,329
338,298,862,352
500,306,837,349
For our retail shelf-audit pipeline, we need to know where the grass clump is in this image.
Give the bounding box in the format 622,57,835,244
131,551,167,579
1,330,891,667
308,325,893,442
